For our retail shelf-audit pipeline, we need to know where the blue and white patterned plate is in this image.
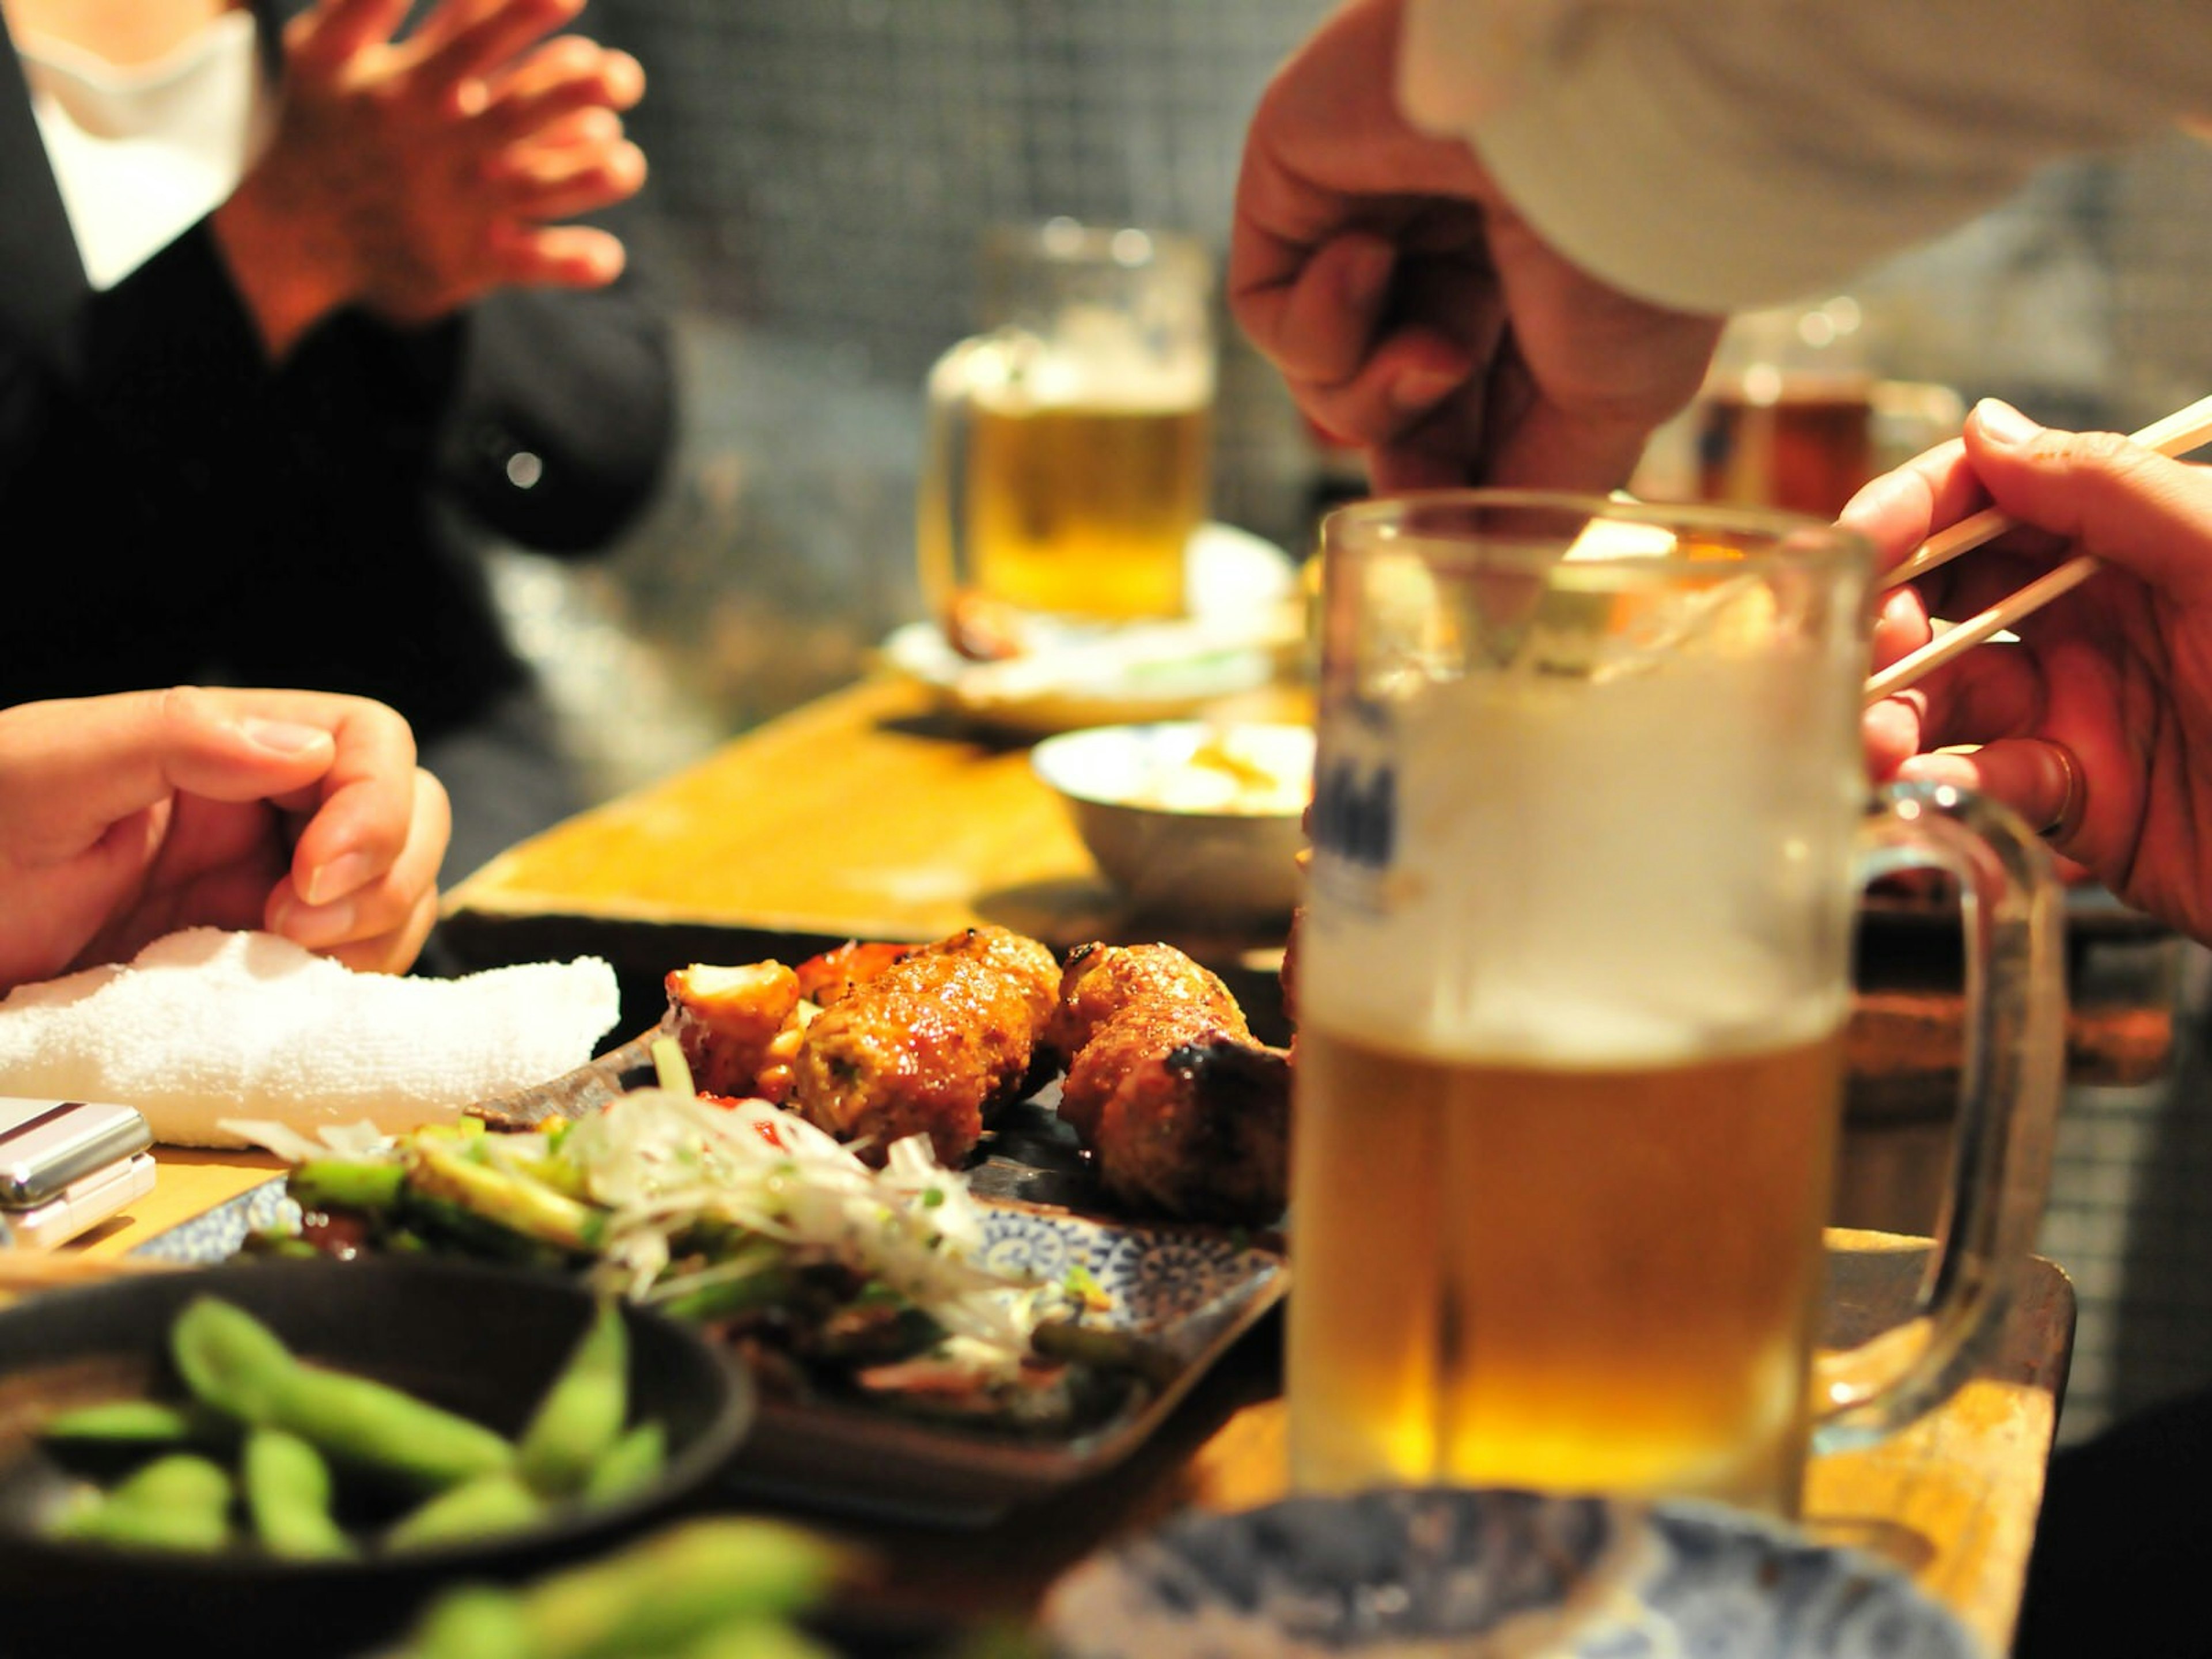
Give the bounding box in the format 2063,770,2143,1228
1044,1487,1982,1658
130,1177,1287,1523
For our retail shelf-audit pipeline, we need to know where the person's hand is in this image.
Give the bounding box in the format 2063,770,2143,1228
1850,399,2212,945
213,0,648,358
1228,0,1723,495
0,688,451,994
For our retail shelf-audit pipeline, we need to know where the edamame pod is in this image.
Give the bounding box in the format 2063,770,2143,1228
39,1400,200,1445
267,1363,516,1491
171,1297,297,1423
109,1451,233,1512
518,1518,843,1659
50,1492,232,1552
581,1419,666,1507
385,1472,544,1551
519,1299,628,1496
677,1621,837,1659
172,1298,513,1489
50,1453,234,1552
406,1587,533,1659
243,1428,353,1559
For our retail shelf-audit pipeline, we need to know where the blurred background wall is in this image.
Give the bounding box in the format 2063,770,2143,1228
487,0,2212,1447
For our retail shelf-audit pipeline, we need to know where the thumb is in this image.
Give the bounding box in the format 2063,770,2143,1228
1963,399,2212,602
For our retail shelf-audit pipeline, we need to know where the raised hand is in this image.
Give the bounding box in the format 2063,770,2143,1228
0,687,450,993
1228,0,1721,495
213,0,647,357
1852,400,2212,946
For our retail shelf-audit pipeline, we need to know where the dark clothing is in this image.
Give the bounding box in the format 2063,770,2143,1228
2017,1383,2212,1656
0,1,674,875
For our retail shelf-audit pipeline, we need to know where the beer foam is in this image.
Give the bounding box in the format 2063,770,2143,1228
1304,645,1860,1066
971,355,1213,416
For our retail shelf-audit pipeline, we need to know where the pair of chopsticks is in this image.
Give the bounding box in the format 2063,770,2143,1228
1863,392,2212,705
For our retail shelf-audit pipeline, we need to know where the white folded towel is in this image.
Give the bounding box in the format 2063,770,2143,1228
0,929,623,1148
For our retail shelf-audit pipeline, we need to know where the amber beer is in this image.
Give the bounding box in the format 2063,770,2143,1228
1300,492,2064,1524
1287,1018,1842,1513
963,392,1211,621
1696,378,1875,518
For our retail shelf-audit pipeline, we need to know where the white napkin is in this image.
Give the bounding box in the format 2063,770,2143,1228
0,929,622,1148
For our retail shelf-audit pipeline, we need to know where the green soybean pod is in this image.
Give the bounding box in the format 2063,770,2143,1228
170,1297,512,1489
170,1297,299,1425
109,1451,234,1513
403,1586,534,1659
518,1298,628,1497
677,1621,837,1659
49,1452,236,1552
518,1518,844,1659
384,1472,545,1552
265,1362,515,1492
50,1492,232,1554
243,1427,353,1559
580,1419,666,1508
39,1400,201,1446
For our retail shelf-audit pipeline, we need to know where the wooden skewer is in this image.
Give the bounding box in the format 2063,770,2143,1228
1863,392,2212,705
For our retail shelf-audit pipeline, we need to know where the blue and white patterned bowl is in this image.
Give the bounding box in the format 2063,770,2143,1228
1044,1487,1981,1658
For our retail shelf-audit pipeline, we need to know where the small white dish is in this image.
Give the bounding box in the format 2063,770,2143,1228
1031,721,1313,923
881,524,1302,737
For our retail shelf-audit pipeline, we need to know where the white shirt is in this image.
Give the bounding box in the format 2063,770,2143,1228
14,8,271,290
1399,0,2212,314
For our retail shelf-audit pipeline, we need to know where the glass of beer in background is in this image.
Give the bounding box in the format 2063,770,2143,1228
919,219,1215,626
1696,298,1876,518
1291,493,2065,1517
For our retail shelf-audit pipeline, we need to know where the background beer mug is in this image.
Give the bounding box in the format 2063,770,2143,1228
918,219,1215,627
1292,493,2063,1517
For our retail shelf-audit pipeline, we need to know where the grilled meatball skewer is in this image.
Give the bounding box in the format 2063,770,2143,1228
1049,943,1291,1225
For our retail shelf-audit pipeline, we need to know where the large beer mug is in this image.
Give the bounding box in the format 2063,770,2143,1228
918,219,1215,626
1291,493,2063,1517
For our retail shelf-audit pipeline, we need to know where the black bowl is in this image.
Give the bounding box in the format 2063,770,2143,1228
0,1255,755,1654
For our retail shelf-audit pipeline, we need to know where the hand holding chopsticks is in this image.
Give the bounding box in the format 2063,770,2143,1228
1863,392,2212,705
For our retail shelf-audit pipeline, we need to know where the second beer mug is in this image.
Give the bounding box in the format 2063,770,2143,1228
919,219,1215,627
1290,493,2064,1518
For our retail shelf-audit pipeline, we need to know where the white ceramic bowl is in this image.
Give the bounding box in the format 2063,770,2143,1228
1031,722,1313,924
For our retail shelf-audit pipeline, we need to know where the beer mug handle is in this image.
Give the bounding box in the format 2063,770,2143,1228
916,328,1033,630
1811,779,2066,1452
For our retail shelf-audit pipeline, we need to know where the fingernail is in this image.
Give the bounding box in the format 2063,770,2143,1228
240,718,330,756
1973,398,2040,447
272,893,357,949
305,853,374,908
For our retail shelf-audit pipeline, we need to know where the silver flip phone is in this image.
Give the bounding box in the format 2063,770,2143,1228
0,1097,156,1248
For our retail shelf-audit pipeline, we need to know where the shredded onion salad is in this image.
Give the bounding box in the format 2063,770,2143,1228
224,1041,1059,1362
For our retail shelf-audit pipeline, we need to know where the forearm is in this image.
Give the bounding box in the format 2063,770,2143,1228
1402,0,2212,312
